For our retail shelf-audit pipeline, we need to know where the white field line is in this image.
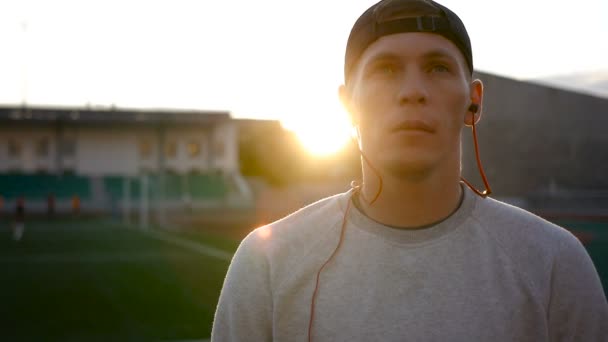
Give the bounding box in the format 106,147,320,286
139,228,233,262
0,251,197,263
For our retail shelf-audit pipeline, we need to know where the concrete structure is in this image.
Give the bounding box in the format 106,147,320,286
462,72,608,215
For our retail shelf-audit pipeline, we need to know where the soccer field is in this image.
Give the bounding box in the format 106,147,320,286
0,217,238,341
1,216,606,341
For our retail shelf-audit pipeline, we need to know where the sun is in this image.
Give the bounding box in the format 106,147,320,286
281,109,353,157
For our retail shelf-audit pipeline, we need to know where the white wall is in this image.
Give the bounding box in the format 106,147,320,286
0,120,239,176
76,128,139,176
212,121,238,172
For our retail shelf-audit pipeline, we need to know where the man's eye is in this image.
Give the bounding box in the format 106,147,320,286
371,63,396,76
380,65,396,74
430,64,449,73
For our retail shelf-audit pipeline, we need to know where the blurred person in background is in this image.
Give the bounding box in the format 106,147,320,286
72,194,80,217
13,196,25,241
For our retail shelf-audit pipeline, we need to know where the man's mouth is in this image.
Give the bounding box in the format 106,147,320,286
391,120,435,134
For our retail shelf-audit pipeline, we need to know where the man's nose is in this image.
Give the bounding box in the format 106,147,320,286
397,69,428,106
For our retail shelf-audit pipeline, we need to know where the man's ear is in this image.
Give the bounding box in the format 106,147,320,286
464,78,484,127
339,84,359,126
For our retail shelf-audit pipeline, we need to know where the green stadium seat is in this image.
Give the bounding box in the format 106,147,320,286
0,173,91,200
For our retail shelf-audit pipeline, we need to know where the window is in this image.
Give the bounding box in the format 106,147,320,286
165,141,177,158
60,139,76,157
187,141,200,158
139,140,152,159
36,138,49,157
213,139,225,157
8,140,20,158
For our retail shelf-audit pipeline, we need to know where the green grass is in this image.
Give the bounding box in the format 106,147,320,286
0,218,235,341
0,216,605,341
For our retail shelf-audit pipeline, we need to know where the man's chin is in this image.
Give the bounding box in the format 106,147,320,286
382,158,435,182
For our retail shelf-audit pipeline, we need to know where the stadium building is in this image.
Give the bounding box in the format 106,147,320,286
0,106,252,217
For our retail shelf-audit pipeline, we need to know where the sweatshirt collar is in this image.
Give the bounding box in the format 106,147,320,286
344,183,476,245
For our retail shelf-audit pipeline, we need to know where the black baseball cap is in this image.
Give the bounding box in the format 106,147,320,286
344,0,473,84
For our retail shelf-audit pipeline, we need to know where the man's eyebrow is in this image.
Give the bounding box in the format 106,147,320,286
365,52,401,65
421,49,459,62
365,49,459,65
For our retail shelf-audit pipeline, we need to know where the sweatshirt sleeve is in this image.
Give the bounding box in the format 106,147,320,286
212,231,273,342
547,232,608,341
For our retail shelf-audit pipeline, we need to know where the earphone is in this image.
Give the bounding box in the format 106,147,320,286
461,102,492,197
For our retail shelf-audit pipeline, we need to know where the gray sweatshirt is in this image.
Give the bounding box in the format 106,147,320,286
212,187,608,341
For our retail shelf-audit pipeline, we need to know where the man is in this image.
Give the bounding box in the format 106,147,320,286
13,196,25,241
212,0,608,341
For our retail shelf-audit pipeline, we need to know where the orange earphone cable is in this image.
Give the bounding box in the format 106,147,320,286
460,119,492,197
307,190,355,342
360,151,383,205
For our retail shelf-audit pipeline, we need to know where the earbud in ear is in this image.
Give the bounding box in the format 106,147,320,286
468,103,479,113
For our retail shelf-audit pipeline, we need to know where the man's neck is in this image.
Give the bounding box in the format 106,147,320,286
357,166,463,228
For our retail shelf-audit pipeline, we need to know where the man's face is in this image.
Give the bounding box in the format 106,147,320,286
342,32,481,179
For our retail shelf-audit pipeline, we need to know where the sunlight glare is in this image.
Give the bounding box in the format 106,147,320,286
257,226,272,240
281,106,353,157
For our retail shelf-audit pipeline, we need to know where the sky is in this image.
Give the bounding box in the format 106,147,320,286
0,0,607,153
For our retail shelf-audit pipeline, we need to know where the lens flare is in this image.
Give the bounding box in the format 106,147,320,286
281,110,352,157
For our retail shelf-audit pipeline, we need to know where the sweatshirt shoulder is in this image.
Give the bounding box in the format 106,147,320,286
268,191,349,237
239,191,349,257
467,195,592,303
469,195,585,270
471,196,578,246
233,191,350,290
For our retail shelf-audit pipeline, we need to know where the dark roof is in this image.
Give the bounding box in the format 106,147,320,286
0,105,231,125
